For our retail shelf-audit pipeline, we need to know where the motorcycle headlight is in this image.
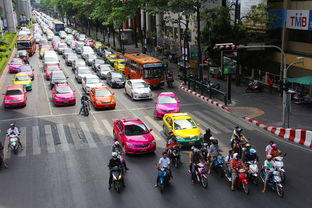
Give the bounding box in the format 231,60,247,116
126,142,134,147
118,175,122,180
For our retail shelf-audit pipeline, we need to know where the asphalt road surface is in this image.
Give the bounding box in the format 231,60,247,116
0,42,311,208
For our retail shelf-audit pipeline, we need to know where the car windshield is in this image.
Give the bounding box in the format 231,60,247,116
45,56,58,62
133,82,148,88
174,119,196,130
109,55,119,59
112,73,123,78
86,78,100,84
88,55,97,59
68,55,78,59
100,66,112,71
56,86,72,94
47,66,60,71
52,72,65,79
15,76,29,81
95,89,111,97
158,96,177,104
19,66,32,72
96,60,105,64
42,45,50,49
6,89,23,95
125,124,149,136
79,69,91,74
11,60,23,65
118,61,125,66
58,44,67,49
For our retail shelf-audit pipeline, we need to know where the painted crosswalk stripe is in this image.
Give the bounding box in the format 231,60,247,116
18,127,27,157
68,123,85,149
32,126,41,155
56,124,69,151
92,120,109,145
189,113,221,134
143,116,163,141
79,122,97,148
101,120,113,138
2,130,11,159
192,111,231,133
44,125,56,153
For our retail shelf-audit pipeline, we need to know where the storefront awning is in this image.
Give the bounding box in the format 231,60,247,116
287,76,312,85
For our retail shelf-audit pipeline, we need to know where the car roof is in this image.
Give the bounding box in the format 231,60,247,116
84,74,98,78
167,113,191,120
119,118,144,125
159,92,176,96
94,86,109,91
15,73,29,77
130,79,145,83
51,71,64,75
7,85,24,90
55,84,70,88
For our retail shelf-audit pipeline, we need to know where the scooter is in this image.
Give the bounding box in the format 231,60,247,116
7,134,20,154
274,154,286,182
246,160,259,185
82,101,89,116
157,167,170,193
111,166,123,193
169,146,180,168
167,75,174,88
194,162,208,188
245,81,262,93
212,155,225,177
236,168,249,194
260,168,284,198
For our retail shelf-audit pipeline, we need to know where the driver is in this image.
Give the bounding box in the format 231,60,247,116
79,93,90,115
155,152,171,187
108,152,125,190
7,123,23,150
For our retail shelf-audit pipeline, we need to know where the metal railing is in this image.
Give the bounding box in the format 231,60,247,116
185,77,228,106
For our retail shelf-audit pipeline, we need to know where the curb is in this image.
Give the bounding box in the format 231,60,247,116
242,116,312,148
179,83,232,112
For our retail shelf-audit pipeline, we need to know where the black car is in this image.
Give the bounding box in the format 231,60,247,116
50,71,68,89
106,71,125,88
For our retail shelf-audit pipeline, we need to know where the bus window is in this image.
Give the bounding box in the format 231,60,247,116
17,41,31,50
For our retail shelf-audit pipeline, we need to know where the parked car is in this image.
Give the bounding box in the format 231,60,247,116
106,71,126,88
125,79,152,100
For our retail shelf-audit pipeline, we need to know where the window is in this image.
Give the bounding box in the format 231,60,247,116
17,41,31,50
6,90,23,95
288,29,312,43
173,119,196,130
95,89,112,97
125,124,149,136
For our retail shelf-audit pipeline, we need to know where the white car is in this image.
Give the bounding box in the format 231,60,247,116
82,74,104,94
59,31,67,39
125,79,152,100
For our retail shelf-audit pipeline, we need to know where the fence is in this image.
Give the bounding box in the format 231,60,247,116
185,77,228,106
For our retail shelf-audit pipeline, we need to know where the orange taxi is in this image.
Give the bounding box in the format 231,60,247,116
89,87,116,109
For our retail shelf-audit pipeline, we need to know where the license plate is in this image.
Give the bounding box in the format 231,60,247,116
141,149,147,152
64,100,68,103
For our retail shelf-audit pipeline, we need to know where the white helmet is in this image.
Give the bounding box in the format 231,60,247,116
112,152,118,158
114,141,120,146
233,153,239,160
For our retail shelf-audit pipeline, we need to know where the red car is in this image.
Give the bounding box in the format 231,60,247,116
45,64,61,80
51,84,76,106
85,39,95,47
3,85,27,108
113,118,156,154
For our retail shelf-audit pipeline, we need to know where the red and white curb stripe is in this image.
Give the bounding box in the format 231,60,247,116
243,116,312,148
179,84,232,112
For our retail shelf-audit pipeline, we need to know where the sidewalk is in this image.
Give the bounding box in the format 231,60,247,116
77,26,312,130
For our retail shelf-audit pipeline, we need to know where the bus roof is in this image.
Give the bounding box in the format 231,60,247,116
53,20,64,24
124,53,161,64
17,35,34,41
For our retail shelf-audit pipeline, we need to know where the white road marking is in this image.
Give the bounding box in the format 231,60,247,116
44,125,56,153
18,127,27,157
101,119,113,138
79,122,97,148
56,124,70,151
32,126,41,155
68,123,86,149
92,120,109,145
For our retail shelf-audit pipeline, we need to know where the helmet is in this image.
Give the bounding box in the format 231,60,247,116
266,154,272,160
10,123,15,127
235,126,239,129
194,148,200,153
249,148,256,154
236,128,242,133
271,144,277,149
203,143,208,147
233,153,239,160
112,152,118,158
191,146,195,151
209,136,214,141
114,141,120,146
245,143,251,148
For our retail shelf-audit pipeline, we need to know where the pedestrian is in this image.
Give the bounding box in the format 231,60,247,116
268,77,274,94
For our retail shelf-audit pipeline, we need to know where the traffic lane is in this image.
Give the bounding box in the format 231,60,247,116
0,53,52,120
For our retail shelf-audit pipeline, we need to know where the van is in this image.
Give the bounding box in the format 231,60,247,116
43,51,59,66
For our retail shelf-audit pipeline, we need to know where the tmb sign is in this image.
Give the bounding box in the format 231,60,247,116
286,10,310,30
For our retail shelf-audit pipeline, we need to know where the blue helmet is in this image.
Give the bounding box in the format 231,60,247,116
249,148,256,154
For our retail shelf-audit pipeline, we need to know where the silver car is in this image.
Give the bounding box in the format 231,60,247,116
65,54,78,66
86,54,97,66
96,64,114,79
125,79,152,100
82,74,104,94
75,66,93,83
72,59,86,72
92,59,106,71
62,48,73,59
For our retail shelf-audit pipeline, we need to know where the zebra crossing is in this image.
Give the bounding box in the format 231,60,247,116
1,111,239,159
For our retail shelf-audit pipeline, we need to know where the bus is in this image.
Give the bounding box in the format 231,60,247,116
16,35,36,56
124,53,164,88
53,20,65,36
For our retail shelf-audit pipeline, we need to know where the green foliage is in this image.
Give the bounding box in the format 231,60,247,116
0,32,17,72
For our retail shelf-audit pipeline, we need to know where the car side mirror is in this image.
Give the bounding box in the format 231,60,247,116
154,101,157,104
149,129,153,132
177,100,181,103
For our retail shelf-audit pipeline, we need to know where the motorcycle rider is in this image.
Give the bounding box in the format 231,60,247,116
155,152,171,187
241,143,252,161
208,139,220,174
243,148,259,164
166,135,180,156
108,152,125,190
112,141,129,171
203,128,212,145
265,141,274,155
7,123,23,151
268,144,281,158
224,150,234,177
230,153,246,191
231,127,248,148
79,93,90,115
262,154,277,193
189,148,205,184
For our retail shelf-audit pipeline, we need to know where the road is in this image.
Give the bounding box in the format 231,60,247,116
0,40,311,208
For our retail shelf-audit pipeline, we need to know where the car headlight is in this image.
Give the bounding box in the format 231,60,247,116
126,142,134,147
95,101,101,104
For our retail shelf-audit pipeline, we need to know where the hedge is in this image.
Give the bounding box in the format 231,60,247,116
0,32,18,73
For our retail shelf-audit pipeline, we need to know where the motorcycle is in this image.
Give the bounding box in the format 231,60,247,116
166,75,174,88
260,168,284,198
7,134,20,154
245,81,262,93
169,146,180,168
274,154,286,182
111,166,123,193
157,167,170,193
82,100,89,116
225,168,249,194
194,162,208,188
212,155,225,177
246,160,259,185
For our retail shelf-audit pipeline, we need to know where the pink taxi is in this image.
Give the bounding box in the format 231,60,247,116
3,85,27,108
45,64,61,80
154,92,180,118
18,65,34,80
9,58,24,73
113,118,156,154
51,84,76,106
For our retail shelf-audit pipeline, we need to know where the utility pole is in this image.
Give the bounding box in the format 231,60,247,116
196,1,203,80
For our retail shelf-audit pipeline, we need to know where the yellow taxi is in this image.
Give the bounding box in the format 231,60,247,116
163,113,202,146
39,45,51,59
114,59,125,72
94,42,103,49
13,73,32,91
105,54,120,66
